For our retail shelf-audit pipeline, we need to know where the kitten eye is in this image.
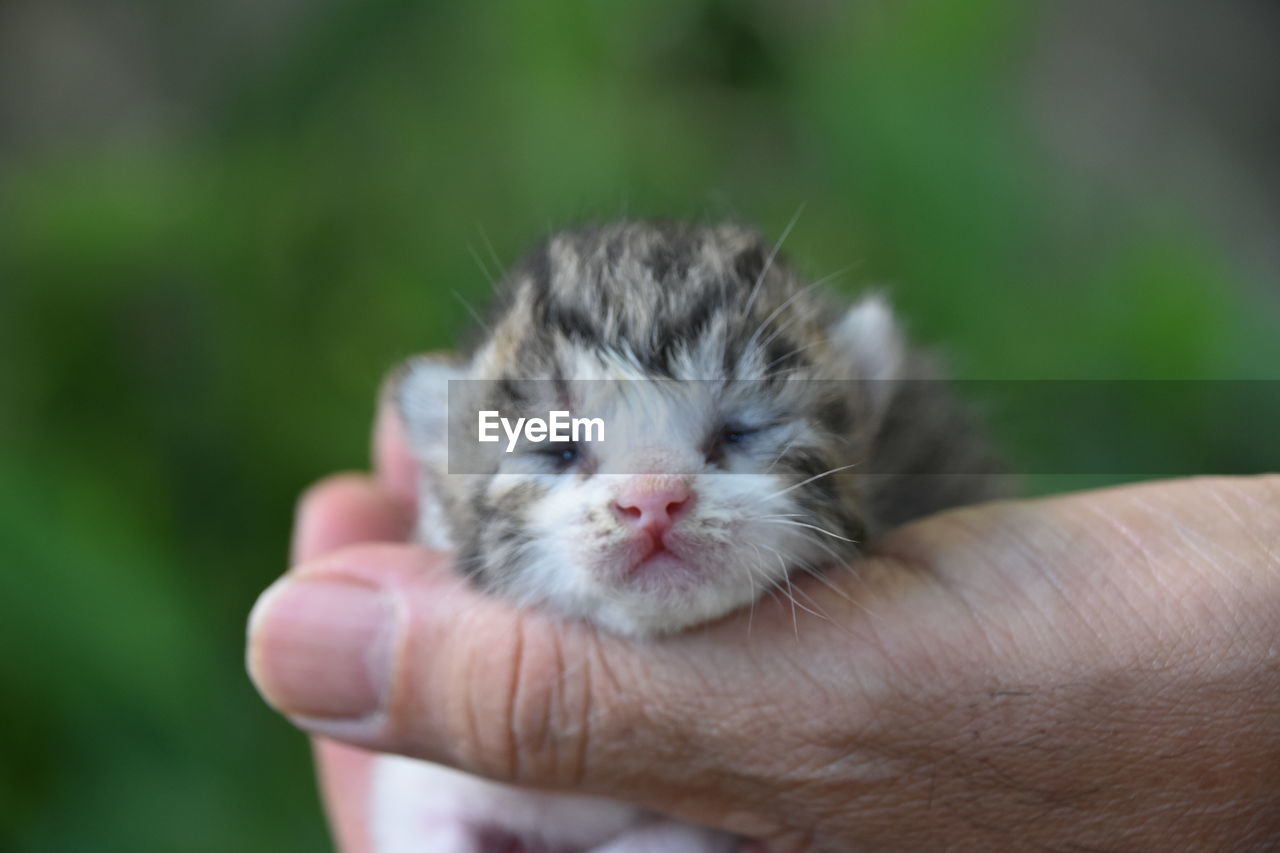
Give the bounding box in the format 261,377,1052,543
706,421,771,464
719,424,762,448
535,443,579,471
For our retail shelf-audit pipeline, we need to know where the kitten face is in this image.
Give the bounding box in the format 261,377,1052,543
396,222,904,636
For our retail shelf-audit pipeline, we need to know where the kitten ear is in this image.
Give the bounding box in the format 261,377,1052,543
829,292,907,418
831,292,906,381
386,353,467,465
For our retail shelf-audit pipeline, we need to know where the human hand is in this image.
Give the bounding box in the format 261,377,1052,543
247,398,1280,851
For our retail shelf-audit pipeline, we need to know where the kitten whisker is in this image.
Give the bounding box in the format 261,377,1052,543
476,224,505,289
787,580,833,622
761,339,824,373
745,202,806,316
755,463,861,503
781,566,801,639
755,543,849,606
758,517,859,544
451,289,490,332
745,266,858,373
764,436,802,473
742,277,824,366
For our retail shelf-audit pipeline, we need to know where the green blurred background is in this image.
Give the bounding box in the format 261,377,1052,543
1,1,1276,850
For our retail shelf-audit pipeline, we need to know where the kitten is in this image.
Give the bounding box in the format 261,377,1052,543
373,221,1005,851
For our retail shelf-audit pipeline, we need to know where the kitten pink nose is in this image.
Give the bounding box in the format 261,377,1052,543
613,477,693,539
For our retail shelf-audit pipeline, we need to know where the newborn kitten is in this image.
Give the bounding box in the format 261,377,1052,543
373,221,1005,852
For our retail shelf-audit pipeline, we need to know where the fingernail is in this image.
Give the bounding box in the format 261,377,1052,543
247,576,396,720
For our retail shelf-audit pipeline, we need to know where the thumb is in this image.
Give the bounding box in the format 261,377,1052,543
245,543,734,810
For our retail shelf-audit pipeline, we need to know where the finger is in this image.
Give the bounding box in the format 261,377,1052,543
291,473,415,566
260,477,416,719
373,381,418,507
314,738,376,853
244,542,775,824
272,475,415,852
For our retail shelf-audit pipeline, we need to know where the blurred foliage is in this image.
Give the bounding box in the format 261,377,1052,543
0,1,1276,851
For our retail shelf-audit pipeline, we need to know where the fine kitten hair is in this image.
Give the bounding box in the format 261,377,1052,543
374,221,1006,852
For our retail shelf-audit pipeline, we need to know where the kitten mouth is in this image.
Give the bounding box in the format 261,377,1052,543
625,549,699,588
620,532,701,587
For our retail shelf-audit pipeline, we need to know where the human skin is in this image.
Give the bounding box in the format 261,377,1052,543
247,399,1280,851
